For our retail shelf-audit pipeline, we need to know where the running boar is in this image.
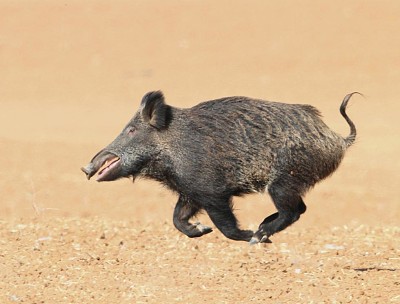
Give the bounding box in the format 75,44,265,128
82,91,359,243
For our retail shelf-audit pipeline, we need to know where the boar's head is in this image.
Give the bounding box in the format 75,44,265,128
81,91,170,182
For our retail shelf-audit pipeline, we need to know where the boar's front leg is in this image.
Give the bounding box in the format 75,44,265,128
204,200,254,242
173,195,213,238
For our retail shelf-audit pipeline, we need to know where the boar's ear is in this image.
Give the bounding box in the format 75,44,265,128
140,91,170,130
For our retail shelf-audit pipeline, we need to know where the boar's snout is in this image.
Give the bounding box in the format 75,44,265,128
81,151,121,182
81,163,96,180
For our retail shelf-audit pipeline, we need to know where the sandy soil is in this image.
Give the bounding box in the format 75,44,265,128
1,1,399,303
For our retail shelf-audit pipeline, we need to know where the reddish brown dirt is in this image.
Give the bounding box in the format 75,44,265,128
1,1,399,303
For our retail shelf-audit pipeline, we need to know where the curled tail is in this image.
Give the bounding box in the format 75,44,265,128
340,92,361,148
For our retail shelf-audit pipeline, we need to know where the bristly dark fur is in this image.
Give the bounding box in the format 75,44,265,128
82,92,358,243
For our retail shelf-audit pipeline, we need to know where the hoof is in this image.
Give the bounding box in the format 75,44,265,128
194,222,213,235
260,235,272,243
249,236,260,245
249,235,272,245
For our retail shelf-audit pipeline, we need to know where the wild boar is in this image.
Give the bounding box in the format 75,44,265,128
82,91,359,243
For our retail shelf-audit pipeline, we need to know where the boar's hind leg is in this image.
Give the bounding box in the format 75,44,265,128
173,195,213,238
250,186,307,244
205,202,254,242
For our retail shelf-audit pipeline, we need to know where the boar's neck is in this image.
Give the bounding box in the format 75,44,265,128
138,153,179,191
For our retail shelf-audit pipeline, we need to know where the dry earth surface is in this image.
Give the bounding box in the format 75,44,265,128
0,1,399,303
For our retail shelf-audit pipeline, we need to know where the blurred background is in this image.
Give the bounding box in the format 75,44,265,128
1,0,399,227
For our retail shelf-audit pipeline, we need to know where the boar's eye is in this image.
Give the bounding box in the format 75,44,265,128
126,127,136,136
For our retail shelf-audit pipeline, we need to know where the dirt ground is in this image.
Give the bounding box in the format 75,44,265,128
1,1,399,303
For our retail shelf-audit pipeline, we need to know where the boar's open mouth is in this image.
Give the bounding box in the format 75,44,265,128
81,155,121,182
96,156,121,181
